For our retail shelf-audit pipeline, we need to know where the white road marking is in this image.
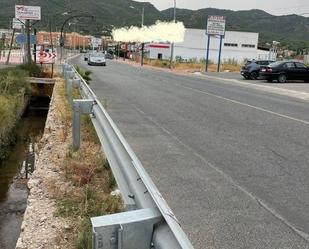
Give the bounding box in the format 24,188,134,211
179,84,309,126
133,104,309,243
196,74,309,101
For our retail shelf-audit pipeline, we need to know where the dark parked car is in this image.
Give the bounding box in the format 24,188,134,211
241,60,275,80
260,61,309,83
84,53,89,61
104,52,114,59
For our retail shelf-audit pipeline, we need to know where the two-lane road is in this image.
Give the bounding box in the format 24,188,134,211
71,56,309,249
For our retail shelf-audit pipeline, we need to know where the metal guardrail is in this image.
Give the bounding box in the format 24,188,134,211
62,63,194,249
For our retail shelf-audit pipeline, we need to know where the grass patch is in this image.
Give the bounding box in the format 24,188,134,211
141,58,242,72
55,147,122,249
144,58,169,68
0,65,43,161
0,95,19,160
50,79,122,249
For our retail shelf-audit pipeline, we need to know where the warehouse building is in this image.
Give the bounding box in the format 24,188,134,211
144,28,275,63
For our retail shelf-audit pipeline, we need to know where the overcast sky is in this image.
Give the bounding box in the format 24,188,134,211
135,0,309,16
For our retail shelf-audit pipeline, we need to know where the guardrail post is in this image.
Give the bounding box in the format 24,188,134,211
67,79,73,106
72,99,94,150
65,71,74,82
63,64,71,76
67,79,80,107
62,64,69,76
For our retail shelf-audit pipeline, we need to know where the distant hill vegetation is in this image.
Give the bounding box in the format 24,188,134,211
0,0,308,50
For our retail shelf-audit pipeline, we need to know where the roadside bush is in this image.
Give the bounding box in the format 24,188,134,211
0,68,29,95
175,56,184,63
223,58,239,66
0,66,31,161
188,57,199,64
17,63,43,77
75,66,92,84
0,95,18,160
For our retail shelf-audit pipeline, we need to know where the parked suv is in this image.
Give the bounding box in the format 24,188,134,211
241,60,275,80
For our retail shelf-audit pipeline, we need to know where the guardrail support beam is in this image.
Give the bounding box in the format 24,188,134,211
91,208,162,249
72,99,94,150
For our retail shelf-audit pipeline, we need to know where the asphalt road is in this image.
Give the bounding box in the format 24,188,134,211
71,56,309,249
205,71,309,94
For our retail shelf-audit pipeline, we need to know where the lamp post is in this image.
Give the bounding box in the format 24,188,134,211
141,6,145,66
49,12,72,53
59,14,94,62
169,0,176,69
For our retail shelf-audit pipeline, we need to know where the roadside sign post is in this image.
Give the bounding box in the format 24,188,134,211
26,20,31,63
217,36,223,72
15,5,41,64
206,15,226,72
205,35,211,72
33,28,37,64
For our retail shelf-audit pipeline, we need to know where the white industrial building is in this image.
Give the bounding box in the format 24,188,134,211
144,28,276,63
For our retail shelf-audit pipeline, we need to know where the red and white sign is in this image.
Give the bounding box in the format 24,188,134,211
207,15,226,36
148,44,170,49
15,5,41,20
37,50,56,64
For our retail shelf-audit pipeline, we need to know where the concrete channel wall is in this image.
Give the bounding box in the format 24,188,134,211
15,79,70,249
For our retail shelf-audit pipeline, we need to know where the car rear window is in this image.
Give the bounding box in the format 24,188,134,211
284,62,295,68
91,53,104,58
269,61,283,67
265,61,275,65
257,61,268,65
295,62,307,69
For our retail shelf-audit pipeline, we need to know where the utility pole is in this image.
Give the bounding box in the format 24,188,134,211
142,6,144,27
6,29,16,65
169,0,176,69
141,6,145,66
49,19,54,52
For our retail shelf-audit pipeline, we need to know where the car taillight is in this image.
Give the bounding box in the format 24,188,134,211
266,68,272,72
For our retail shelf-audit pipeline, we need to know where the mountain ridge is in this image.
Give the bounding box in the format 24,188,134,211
0,0,308,50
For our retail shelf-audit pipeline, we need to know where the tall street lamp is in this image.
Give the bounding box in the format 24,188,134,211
141,6,145,66
59,14,94,62
49,12,72,53
169,0,176,69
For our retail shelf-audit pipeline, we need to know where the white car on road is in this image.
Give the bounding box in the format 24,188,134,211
88,52,106,66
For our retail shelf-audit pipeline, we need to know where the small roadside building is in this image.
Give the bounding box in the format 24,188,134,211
144,43,171,60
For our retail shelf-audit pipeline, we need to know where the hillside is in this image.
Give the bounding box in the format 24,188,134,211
0,0,308,50
161,8,309,50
